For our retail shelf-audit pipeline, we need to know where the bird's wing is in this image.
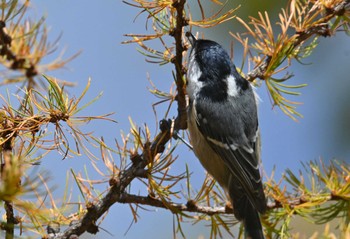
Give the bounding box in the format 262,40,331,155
194,90,266,213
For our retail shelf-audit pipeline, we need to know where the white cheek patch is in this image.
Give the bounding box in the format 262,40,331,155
226,75,239,97
188,58,201,83
187,50,203,98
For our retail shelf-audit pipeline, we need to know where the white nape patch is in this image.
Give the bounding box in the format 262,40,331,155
207,136,229,149
226,75,239,97
187,49,203,98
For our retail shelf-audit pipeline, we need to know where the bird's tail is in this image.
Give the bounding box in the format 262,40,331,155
231,193,265,239
242,202,265,239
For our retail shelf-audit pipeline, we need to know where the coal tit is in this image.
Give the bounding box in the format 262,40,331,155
186,32,267,239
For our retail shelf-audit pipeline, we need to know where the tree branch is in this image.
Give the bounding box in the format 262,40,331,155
117,191,349,217
246,56,272,81
0,20,37,81
4,202,14,239
118,193,234,215
0,120,20,239
171,0,188,131
246,0,350,82
54,175,349,238
54,121,173,238
54,3,191,237
48,1,350,238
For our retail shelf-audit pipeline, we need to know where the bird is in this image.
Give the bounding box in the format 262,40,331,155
185,32,267,239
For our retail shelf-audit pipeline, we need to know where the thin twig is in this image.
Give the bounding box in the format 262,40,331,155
118,193,234,215
0,20,38,80
246,56,272,81
54,125,173,238
4,201,16,239
118,192,346,216
50,1,350,238
171,0,188,131
1,118,17,239
246,0,350,82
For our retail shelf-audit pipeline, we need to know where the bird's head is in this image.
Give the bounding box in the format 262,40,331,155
186,32,232,82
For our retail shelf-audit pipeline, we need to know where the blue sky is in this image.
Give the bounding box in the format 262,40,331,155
3,1,349,238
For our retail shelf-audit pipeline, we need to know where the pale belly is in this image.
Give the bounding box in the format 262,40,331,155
187,108,230,190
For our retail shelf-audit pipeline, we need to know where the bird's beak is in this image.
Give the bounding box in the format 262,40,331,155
185,31,196,46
